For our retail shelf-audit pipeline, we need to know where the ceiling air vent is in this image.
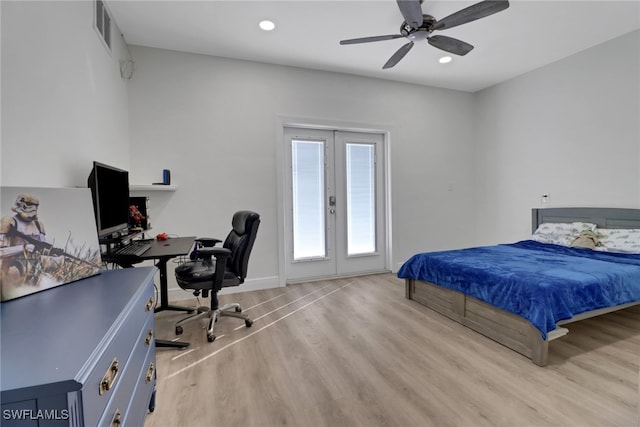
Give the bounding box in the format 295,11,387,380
95,0,111,51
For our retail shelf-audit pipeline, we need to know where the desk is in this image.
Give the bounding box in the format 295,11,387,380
111,236,195,312
110,236,196,349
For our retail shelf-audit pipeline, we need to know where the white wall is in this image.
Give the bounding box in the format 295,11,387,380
473,30,640,244
1,1,131,187
126,47,477,291
2,1,638,296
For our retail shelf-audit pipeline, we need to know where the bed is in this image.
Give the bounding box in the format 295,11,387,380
398,207,640,366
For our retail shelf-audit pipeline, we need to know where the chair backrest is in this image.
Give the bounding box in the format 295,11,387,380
223,211,260,281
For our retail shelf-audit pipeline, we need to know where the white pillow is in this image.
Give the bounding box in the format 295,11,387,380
531,222,597,247
595,228,640,254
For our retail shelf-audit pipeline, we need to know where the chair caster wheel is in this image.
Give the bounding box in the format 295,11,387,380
207,334,216,342
245,319,253,328
235,306,242,313
175,326,183,335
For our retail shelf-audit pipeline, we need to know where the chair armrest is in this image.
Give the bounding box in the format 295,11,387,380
197,247,232,288
197,247,231,259
195,237,222,247
190,238,224,260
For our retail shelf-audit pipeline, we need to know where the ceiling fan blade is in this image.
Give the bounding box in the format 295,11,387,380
396,0,423,29
428,35,474,56
383,42,414,69
340,34,404,45
433,0,509,31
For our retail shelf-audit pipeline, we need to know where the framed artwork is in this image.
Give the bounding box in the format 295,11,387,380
0,187,102,302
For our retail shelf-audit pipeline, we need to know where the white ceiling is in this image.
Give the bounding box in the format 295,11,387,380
106,0,640,92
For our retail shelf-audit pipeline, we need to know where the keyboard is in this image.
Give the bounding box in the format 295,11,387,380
113,241,152,257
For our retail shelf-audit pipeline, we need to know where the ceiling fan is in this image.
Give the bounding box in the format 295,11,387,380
340,0,510,69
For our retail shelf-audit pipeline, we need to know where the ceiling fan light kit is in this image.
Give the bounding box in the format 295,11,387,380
340,0,510,69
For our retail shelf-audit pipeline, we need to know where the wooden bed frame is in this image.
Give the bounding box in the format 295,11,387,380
405,207,640,366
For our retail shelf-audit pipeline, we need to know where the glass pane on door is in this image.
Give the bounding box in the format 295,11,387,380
346,143,376,255
291,139,326,260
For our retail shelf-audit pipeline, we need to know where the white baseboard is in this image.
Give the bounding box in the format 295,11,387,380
167,275,283,302
285,269,391,284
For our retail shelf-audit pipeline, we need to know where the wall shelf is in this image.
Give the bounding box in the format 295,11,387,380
130,184,177,192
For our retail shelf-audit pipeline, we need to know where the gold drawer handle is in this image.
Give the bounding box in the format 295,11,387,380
145,362,155,384
145,329,154,345
145,296,154,311
110,410,122,427
99,358,120,395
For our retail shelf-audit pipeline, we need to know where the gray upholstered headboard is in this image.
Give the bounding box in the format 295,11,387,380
531,207,640,234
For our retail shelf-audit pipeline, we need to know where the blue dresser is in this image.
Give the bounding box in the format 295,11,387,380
1,267,157,427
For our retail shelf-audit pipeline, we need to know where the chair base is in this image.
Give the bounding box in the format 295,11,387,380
175,302,253,342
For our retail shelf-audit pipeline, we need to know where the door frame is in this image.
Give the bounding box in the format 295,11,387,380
275,116,393,285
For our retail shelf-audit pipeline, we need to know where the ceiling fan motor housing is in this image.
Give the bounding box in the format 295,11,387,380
401,14,436,41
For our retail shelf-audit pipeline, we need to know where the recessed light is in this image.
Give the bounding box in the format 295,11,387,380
439,56,452,64
259,20,275,31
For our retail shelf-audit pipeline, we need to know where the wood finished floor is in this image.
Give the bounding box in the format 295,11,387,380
145,274,640,427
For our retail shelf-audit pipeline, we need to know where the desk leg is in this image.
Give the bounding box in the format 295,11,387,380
154,257,192,349
154,258,194,313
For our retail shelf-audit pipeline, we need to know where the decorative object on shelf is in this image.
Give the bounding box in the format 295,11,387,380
152,168,171,185
129,196,150,231
129,204,145,231
0,187,102,302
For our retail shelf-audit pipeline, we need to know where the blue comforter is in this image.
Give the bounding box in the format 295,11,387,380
397,240,640,339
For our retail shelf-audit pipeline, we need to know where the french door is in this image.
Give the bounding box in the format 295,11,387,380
283,127,387,282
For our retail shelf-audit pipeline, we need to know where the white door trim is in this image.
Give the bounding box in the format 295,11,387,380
275,115,393,285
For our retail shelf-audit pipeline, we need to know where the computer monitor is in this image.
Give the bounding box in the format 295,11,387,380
87,161,130,239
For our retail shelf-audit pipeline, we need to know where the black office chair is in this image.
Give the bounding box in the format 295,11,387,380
174,211,260,342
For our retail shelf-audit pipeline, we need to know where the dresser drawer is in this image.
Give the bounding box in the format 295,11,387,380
97,314,156,427
79,288,155,427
